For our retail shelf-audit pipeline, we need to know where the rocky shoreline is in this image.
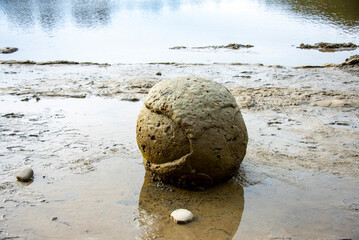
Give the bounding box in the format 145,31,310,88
298,42,358,52
170,43,254,50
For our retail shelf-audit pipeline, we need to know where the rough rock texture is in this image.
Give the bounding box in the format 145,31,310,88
298,42,358,51
136,77,248,188
341,55,359,66
338,55,359,75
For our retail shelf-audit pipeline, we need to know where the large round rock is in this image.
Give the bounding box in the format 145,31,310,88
136,77,248,188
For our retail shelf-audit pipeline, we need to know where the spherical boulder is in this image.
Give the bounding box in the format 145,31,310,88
136,77,248,188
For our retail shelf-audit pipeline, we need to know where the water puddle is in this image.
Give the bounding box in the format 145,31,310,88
1,96,358,239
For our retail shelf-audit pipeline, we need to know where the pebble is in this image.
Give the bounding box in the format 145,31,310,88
16,168,34,182
170,209,194,224
121,97,140,102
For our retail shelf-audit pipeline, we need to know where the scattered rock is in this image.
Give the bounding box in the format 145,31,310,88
170,209,194,224
2,113,25,118
121,97,140,102
170,43,254,50
169,46,187,50
51,217,58,221
4,71,17,74
37,60,79,65
156,72,162,76
0,60,36,64
136,77,248,188
0,60,109,66
338,55,359,75
313,99,349,108
323,63,336,67
16,168,34,182
0,47,18,54
21,97,31,102
294,65,325,69
329,121,350,126
340,55,359,66
313,100,331,107
298,42,358,52
330,99,347,108
193,43,254,50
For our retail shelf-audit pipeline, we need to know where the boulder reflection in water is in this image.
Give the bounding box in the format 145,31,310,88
138,171,244,239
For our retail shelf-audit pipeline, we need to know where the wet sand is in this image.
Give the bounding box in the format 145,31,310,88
0,62,358,239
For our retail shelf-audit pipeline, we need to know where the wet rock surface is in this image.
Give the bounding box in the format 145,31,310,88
0,47,18,54
193,43,254,50
338,55,359,75
298,42,358,52
137,77,248,188
341,54,359,66
170,43,254,50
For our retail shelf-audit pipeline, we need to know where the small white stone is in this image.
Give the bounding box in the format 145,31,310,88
170,209,194,224
16,168,34,182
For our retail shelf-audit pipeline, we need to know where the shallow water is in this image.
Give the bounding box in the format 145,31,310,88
0,0,358,65
1,96,358,239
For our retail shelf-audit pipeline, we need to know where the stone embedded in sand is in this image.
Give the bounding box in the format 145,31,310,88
136,77,248,188
16,168,34,182
170,209,194,224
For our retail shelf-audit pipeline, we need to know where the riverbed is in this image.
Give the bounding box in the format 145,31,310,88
0,61,358,239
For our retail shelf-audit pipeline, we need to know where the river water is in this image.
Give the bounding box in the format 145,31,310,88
0,0,358,66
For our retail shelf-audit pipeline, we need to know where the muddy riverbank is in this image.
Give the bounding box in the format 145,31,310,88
0,61,358,239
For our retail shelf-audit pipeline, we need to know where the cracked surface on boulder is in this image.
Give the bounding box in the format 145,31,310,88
136,77,248,188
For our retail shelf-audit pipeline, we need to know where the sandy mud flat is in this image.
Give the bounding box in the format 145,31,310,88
0,61,358,239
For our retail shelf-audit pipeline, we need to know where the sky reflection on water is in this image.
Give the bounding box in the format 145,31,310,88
0,0,358,65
